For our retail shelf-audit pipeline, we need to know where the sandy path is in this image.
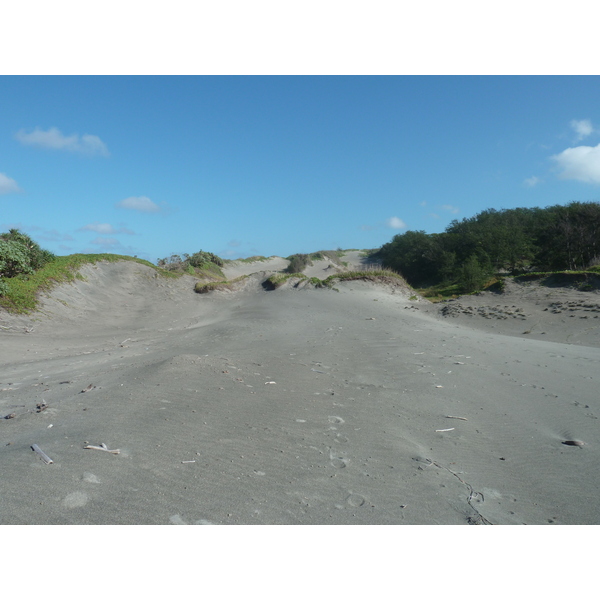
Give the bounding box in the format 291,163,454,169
1,261,599,524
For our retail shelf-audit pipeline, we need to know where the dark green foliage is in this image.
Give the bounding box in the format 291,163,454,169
374,230,444,286
187,250,224,268
0,240,33,279
375,202,600,291
285,253,312,273
0,229,56,282
458,255,493,293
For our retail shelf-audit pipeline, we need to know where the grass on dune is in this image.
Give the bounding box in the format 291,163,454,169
194,275,249,294
418,269,600,302
0,253,177,314
224,255,276,264
264,268,408,290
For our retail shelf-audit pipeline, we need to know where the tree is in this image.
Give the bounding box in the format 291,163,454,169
458,254,492,293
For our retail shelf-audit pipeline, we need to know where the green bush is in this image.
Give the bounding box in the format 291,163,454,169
0,239,35,278
285,254,312,273
0,229,56,278
188,250,224,268
458,255,492,293
157,250,225,274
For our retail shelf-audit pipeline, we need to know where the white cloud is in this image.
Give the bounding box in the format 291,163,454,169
116,196,160,213
440,204,459,214
79,222,134,235
15,127,109,156
386,216,407,229
571,119,594,141
524,175,541,187
551,143,600,184
0,173,21,194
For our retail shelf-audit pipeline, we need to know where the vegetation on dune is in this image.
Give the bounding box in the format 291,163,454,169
264,272,307,289
194,275,248,294
323,268,406,285
264,268,408,291
0,245,175,313
227,255,274,264
284,253,313,273
284,250,355,274
373,201,600,295
8,200,600,312
157,250,225,279
0,229,56,282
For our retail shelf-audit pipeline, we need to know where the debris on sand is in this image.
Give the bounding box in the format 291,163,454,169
83,443,120,454
31,444,53,464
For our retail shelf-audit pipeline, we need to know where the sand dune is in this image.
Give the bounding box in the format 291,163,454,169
1,260,599,524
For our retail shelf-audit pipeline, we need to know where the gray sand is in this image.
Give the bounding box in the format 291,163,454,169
1,260,599,524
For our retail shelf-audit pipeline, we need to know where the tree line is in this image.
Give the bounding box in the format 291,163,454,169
374,201,600,291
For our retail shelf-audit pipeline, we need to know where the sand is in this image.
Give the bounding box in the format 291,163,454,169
1,258,599,525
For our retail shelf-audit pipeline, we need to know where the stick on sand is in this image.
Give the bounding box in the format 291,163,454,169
84,443,120,454
31,444,53,464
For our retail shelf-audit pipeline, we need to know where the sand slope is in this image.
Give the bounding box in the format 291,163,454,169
1,260,599,524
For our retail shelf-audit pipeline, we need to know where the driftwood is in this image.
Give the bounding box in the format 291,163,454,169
84,443,120,454
31,444,53,464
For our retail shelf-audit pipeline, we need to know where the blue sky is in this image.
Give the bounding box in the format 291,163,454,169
2,75,600,263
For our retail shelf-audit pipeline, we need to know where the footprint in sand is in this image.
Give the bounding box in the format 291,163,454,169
346,493,366,508
329,449,348,468
62,491,89,508
82,472,101,484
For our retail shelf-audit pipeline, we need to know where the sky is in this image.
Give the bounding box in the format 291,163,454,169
2,75,600,264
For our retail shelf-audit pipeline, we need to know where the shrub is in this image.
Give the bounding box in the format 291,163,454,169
188,250,224,268
0,229,55,277
285,254,312,273
157,250,225,274
0,239,34,278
